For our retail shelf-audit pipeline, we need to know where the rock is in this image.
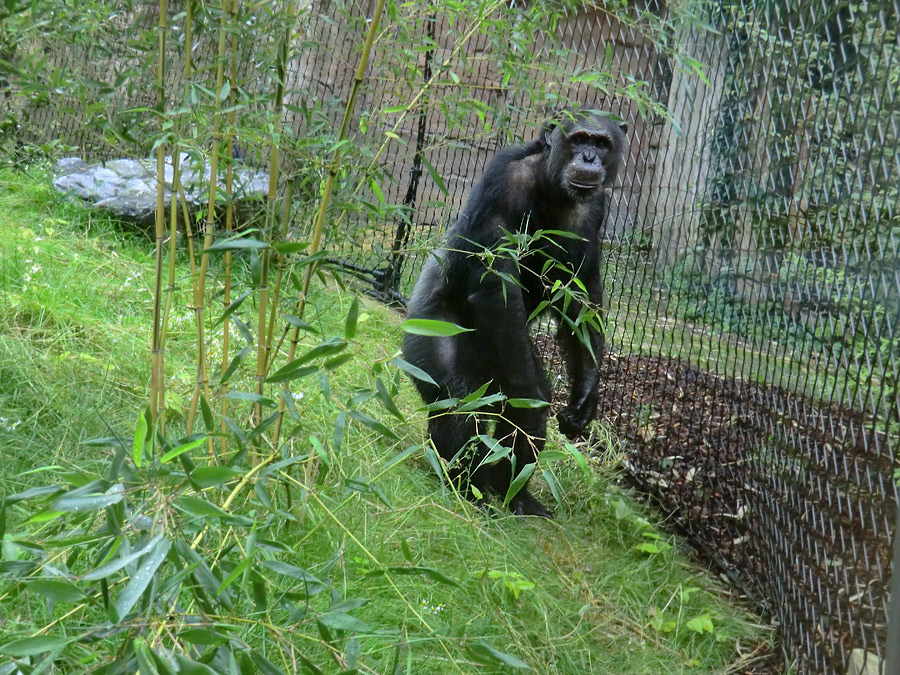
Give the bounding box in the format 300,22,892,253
846,649,882,675
52,155,269,229
55,157,87,175
103,159,148,179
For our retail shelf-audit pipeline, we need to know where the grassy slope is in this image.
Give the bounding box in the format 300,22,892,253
0,170,771,673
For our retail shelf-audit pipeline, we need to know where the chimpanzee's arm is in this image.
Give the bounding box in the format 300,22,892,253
465,262,544,399
555,255,604,438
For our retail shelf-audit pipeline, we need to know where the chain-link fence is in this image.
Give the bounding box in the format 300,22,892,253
5,1,899,672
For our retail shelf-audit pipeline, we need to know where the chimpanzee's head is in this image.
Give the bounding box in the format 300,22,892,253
540,112,627,201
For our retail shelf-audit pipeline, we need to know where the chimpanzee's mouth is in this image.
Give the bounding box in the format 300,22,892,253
568,180,601,190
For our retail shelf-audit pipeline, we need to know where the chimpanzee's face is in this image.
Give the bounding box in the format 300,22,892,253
545,114,626,201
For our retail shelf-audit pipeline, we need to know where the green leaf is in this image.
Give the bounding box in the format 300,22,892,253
542,470,562,505
54,483,124,513
265,362,319,384
218,345,250,384
6,485,64,504
204,236,269,251
458,392,505,412
365,566,460,588
635,542,663,554
249,650,289,675
261,560,324,586
389,356,437,385
214,290,251,327
81,535,164,581
537,450,567,462
284,315,319,333
348,410,399,440
318,611,370,633
223,391,277,407
175,654,220,675
344,297,359,340
272,241,311,255
0,636,70,658
401,319,472,336
79,436,126,447
369,178,385,204
134,637,160,675
133,411,148,468
466,640,532,670
507,397,550,409
503,463,536,508
26,579,86,603
375,377,405,420
160,436,208,464
564,442,591,479
218,552,256,596
200,394,215,433
177,628,228,646
190,466,241,488
686,614,715,634
114,536,171,620
176,496,253,527
380,445,420,472
614,499,631,522
421,157,448,195
474,435,511,470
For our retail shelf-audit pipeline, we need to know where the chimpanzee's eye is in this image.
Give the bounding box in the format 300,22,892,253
568,131,591,145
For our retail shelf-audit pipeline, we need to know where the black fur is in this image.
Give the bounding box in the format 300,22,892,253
403,112,627,517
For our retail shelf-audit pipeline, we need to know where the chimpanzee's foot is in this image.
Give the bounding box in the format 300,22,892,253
509,489,553,519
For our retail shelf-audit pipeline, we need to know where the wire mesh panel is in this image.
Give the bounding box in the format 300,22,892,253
594,3,899,672
5,1,899,672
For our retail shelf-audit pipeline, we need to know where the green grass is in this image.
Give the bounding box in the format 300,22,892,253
0,169,772,673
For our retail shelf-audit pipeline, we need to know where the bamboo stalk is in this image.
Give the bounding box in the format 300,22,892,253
159,0,194,435
186,0,231,441
221,0,239,459
149,0,169,427
270,0,387,448
252,0,296,464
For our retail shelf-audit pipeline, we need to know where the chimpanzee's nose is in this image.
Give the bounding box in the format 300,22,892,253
583,150,597,163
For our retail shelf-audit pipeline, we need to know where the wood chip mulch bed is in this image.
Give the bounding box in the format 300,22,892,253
535,335,895,674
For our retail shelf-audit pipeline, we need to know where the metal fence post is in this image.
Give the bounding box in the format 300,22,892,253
886,498,900,674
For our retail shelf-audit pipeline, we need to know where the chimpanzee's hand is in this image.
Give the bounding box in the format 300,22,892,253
557,407,592,439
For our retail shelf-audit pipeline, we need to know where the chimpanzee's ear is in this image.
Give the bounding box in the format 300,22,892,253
538,120,557,146
619,121,629,134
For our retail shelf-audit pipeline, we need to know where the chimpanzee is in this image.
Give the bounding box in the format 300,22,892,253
402,111,627,517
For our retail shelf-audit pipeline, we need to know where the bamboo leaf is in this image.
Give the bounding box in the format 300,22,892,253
261,560,324,585
503,463,536,508
389,356,437,385
204,236,269,252
0,636,70,658
344,297,359,340
190,466,241,488
366,566,460,588
401,319,472,336
375,377,405,420
249,650,289,675
507,397,550,409
81,536,165,581
113,536,171,621
133,411,148,468
349,410,399,440
318,612,370,633
160,436,207,464
26,579,86,603
54,483,124,513
466,640,532,670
